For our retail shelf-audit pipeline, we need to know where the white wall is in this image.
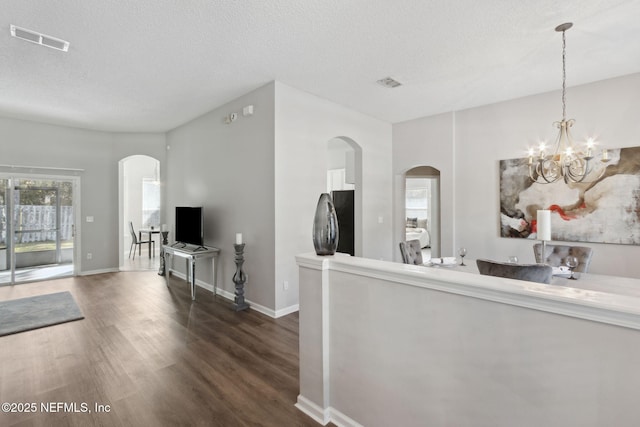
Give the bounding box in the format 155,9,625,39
0,116,165,274
274,82,393,313
162,81,393,316
165,83,276,310
394,72,640,278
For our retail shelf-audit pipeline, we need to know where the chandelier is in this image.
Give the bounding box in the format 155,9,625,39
529,22,609,184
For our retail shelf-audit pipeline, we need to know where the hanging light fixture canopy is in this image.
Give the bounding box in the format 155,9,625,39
529,22,609,184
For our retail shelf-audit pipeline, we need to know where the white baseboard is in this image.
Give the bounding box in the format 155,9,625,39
167,269,298,318
295,395,363,427
329,407,364,427
245,299,276,317
275,303,299,318
80,268,119,276
295,395,330,425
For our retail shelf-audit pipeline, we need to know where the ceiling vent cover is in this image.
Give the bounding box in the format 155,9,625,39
376,76,402,88
10,25,70,52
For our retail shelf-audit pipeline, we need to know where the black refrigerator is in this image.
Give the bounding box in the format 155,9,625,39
332,190,355,256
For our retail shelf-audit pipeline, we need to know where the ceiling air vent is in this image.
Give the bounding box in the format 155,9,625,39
10,25,70,52
376,76,402,88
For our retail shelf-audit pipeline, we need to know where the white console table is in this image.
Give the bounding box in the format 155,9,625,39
163,244,220,300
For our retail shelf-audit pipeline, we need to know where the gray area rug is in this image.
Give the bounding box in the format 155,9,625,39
0,291,84,336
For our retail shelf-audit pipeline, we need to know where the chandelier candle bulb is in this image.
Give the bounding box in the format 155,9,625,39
236,233,243,245
537,210,551,241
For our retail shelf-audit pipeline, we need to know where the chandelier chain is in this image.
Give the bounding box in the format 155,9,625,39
561,29,567,121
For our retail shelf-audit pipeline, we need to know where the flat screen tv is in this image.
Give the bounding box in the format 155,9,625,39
175,206,204,246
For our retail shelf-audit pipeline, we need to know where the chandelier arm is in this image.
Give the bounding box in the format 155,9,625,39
586,164,608,183
536,159,560,184
530,163,551,183
566,159,609,184
566,159,588,183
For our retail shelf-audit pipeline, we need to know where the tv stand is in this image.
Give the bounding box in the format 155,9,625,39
162,244,220,300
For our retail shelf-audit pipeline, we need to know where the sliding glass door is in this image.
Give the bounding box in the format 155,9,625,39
0,175,77,285
0,179,8,282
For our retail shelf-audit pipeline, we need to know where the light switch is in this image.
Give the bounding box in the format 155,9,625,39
86,216,94,223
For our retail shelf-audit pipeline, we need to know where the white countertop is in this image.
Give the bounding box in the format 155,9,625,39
297,253,640,330
433,258,640,298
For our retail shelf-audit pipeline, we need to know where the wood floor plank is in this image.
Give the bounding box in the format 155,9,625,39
0,272,325,427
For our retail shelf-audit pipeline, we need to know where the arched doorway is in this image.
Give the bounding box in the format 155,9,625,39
118,155,161,270
326,137,363,256
403,166,441,259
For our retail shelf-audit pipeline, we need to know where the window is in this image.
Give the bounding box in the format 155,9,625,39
406,178,430,223
142,179,160,228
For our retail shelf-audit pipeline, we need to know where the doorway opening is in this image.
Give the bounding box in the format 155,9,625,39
326,137,362,256
0,174,79,285
404,166,441,259
119,155,161,271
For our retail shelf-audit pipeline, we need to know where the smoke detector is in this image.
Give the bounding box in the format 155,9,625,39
376,76,402,88
10,25,70,52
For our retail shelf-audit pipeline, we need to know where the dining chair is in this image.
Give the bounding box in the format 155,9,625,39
476,259,553,284
129,221,155,259
533,243,593,273
399,239,424,265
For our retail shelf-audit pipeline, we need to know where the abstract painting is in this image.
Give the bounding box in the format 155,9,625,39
499,146,640,245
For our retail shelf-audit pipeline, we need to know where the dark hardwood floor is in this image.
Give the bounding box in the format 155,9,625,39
0,271,322,426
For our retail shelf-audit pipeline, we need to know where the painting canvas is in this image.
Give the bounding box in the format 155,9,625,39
499,146,640,245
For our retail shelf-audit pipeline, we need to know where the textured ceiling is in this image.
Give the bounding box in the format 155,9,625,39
2,0,640,132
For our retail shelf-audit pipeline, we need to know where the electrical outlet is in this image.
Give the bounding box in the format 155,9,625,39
283,281,289,291
87,253,92,260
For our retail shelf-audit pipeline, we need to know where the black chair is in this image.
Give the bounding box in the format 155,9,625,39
476,259,553,284
129,221,155,259
399,239,424,265
533,243,593,273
